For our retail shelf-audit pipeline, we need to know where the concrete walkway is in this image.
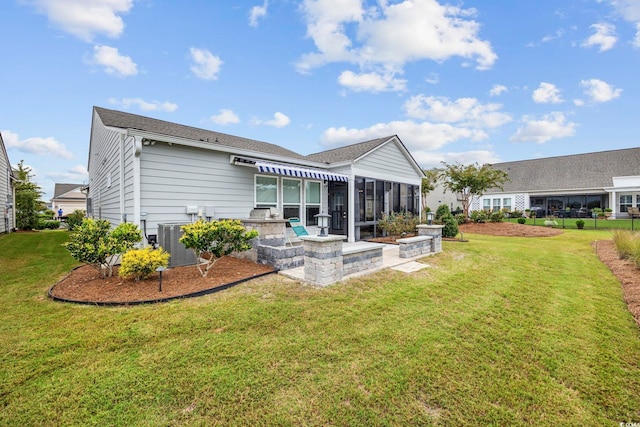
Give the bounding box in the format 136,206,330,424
278,242,433,283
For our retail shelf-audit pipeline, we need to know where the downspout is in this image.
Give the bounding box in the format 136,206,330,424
132,135,142,229
120,134,126,222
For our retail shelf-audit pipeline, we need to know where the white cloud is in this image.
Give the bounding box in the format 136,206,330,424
321,120,487,151
108,97,177,112
337,69,406,92
189,47,223,80
579,78,622,103
249,1,268,27
255,112,291,128
210,109,240,125
90,45,138,77
2,130,74,159
297,0,497,80
510,112,577,143
606,0,640,46
532,82,563,104
489,84,507,97
26,0,133,41
46,164,89,182
425,73,439,84
403,95,512,129
582,23,617,52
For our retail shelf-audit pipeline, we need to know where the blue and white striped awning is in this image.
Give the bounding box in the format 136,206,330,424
254,160,348,182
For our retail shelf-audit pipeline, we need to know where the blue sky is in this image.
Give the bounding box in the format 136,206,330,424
2,0,639,201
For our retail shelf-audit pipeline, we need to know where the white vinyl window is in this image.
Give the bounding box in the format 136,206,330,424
282,178,301,219
492,198,501,212
483,198,491,211
255,175,278,208
305,181,321,226
503,198,512,211
620,194,633,212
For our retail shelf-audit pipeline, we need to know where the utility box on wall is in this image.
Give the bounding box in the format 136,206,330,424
158,223,197,268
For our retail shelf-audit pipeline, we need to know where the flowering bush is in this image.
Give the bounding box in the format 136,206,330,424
377,211,419,237
180,219,259,277
63,219,141,277
119,247,170,281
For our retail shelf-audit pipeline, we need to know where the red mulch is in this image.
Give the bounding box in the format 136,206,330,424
49,256,276,304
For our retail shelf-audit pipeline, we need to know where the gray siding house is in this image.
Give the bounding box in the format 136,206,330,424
51,183,87,218
1,132,16,233
425,148,640,218
87,107,424,243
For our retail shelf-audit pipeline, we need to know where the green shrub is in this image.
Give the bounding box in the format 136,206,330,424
576,219,585,229
435,204,451,221
517,218,526,224
470,210,488,223
455,213,467,225
38,220,61,230
378,211,419,237
489,211,504,223
66,210,86,231
119,247,170,281
441,213,459,238
180,219,259,277
63,219,142,277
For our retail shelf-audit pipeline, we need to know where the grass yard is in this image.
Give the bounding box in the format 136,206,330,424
1,229,639,426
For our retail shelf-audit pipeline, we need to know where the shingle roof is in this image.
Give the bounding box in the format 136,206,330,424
94,106,306,160
53,183,84,199
491,147,640,192
305,136,394,163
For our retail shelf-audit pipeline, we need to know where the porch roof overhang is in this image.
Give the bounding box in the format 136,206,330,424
233,156,348,182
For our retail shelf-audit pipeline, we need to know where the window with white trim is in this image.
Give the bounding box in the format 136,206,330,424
503,198,512,211
305,180,321,226
483,198,491,211
492,198,501,212
282,178,301,220
620,194,633,212
255,175,278,208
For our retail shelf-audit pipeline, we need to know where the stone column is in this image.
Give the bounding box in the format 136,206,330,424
416,224,444,253
239,219,287,262
300,235,346,286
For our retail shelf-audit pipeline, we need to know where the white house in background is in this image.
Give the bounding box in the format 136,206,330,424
51,183,87,218
87,107,424,243
424,147,640,218
1,132,16,233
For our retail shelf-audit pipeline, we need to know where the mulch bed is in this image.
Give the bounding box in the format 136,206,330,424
49,256,277,305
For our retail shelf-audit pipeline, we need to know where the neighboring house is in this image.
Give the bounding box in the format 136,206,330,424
87,107,424,243
51,183,87,218
0,132,16,233
425,148,640,219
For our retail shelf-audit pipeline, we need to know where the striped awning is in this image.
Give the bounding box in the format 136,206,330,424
254,160,348,182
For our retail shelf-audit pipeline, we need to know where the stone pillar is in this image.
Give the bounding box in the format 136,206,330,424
416,224,444,253
301,235,346,286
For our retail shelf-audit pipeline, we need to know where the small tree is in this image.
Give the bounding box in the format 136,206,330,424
180,219,259,277
63,219,141,277
14,160,44,230
438,162,509,217
65,210,86,231
421,169,438,222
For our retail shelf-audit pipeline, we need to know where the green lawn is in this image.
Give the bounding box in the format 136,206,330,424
1,229,639,426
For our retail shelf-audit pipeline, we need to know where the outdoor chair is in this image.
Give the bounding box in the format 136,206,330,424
287,217,309,245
